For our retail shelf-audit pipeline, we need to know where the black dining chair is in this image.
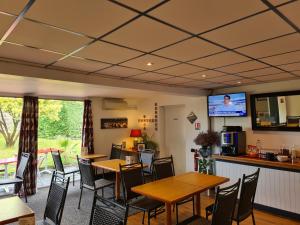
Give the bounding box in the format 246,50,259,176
89,193,129,225
37,172,70,225
119,162,164,225
152,155,194,224
51,150,79,186
206,169,260,225
110,144,122,159
0,152,30,202
200,179,241,225
139,149,155,182
77,157,115,209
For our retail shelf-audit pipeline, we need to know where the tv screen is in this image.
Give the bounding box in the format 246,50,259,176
208,92,247,117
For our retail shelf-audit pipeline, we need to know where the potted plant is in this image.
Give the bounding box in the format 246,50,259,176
194,131,220,173
141,133,159,156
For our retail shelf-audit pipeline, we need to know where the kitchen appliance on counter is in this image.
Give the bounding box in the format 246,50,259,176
221,126,246,156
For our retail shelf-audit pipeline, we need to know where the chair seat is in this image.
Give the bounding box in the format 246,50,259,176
0,177,23,185
130,197,163,211
83,178,114,190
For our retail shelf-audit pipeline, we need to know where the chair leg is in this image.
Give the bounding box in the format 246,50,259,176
192,197,195,216
147,211,150,225
23,181,27,203
78,186,83,209
101,188,104,197
176,204,179,225
142,211,145,224
251,212,256,225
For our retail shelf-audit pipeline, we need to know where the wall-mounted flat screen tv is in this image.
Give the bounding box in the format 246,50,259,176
208,92,247,117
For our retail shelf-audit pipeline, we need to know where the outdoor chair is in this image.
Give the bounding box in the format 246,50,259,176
36,172,70,225
77,157,115,209
0,152,30,202
51,150,79,186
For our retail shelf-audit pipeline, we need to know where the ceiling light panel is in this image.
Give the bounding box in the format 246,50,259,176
0,0,29,15
153,37,224,61
149,0,266,34
97,66,144,77
117,0,162,11
74,41,143,64
0,42,63,65
237,33,300,58
238,67,283,77
120,54,178,71
53,57,111,72
260,50,300,65
218,60,267,73
25,0,137,38
130,72,173,81
103,17,189,52
156,63,204,76
7,20,92,54
189,51,249,68
278,1,300,28
202,11,294,48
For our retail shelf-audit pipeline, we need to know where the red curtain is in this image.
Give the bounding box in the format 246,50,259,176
82,100,94,154
17,96,38,195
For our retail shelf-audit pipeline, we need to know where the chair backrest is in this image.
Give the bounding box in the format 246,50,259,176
77,157,95,187
152,156,175,180
140,150,155,174
89,194,129,225
16,153,30,179
44,172,70,225
119,162,144,202
237,168,260,219
211,179,241,225
110,144,122,160
51,151,65,173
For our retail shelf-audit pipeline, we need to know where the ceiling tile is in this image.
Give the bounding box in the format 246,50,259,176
239,67,283,77
120,54,178,71
218,60,267,73
7,20,92,54
278,1,300,28
189,51,249,68
103,17,189,52
97,66,144,77
206,75,242,82
222,78,257,85
149,0,266,33
0,13,15,37
268,0,291,6
117,0,161,11
278,62,300,71
0,42,63,65
237,33,300,58
292,70,300,76
53,57,111,72
153,37,224,61
158,77,192,84
75,41,142,64
183,70,225,80
156,63,204,76
180,80,213,87
202,83,228,89
260,50,300,65
0,0,28,15
130,72,173,81
254,73,296,81
25,0,137,37
202,11,293,48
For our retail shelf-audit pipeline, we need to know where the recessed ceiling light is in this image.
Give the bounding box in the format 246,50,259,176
201,74,206,78
237,81,242,84
147,62,153,66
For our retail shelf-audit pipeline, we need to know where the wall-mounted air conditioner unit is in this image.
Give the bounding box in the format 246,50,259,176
102,98,137,110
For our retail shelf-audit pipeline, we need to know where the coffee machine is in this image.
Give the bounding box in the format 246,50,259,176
221,126,246,156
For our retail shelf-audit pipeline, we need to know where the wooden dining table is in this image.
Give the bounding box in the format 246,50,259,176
0,196,35,225
81,153,107,161
131,172,229,225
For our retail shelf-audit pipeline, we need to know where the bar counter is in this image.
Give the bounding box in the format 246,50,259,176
213,155,300,172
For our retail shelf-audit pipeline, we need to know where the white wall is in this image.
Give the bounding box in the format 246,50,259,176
213,79,300,153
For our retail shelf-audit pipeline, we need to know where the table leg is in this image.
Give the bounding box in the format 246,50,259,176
165,203,172,225
115,172,120,200
195,193,201,216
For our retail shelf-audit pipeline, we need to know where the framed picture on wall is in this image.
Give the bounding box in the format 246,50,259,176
101,118,128,129
137,143,146,151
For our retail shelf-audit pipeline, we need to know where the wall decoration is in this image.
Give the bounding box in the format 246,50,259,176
187,112,197,124
195,122,201,130
101,118,128,129
137,143,146,151
138,115,155,130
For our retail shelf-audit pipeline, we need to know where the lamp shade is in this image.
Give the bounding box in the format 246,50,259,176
130,129,142,137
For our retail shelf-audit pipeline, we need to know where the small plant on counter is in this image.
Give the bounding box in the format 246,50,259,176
141,132,159,152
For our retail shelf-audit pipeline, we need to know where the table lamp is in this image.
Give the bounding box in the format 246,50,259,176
130,129,142,150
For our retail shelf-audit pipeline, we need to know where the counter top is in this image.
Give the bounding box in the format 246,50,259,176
213,155,300,172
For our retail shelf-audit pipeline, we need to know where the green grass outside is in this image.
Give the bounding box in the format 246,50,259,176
0,136,81,176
